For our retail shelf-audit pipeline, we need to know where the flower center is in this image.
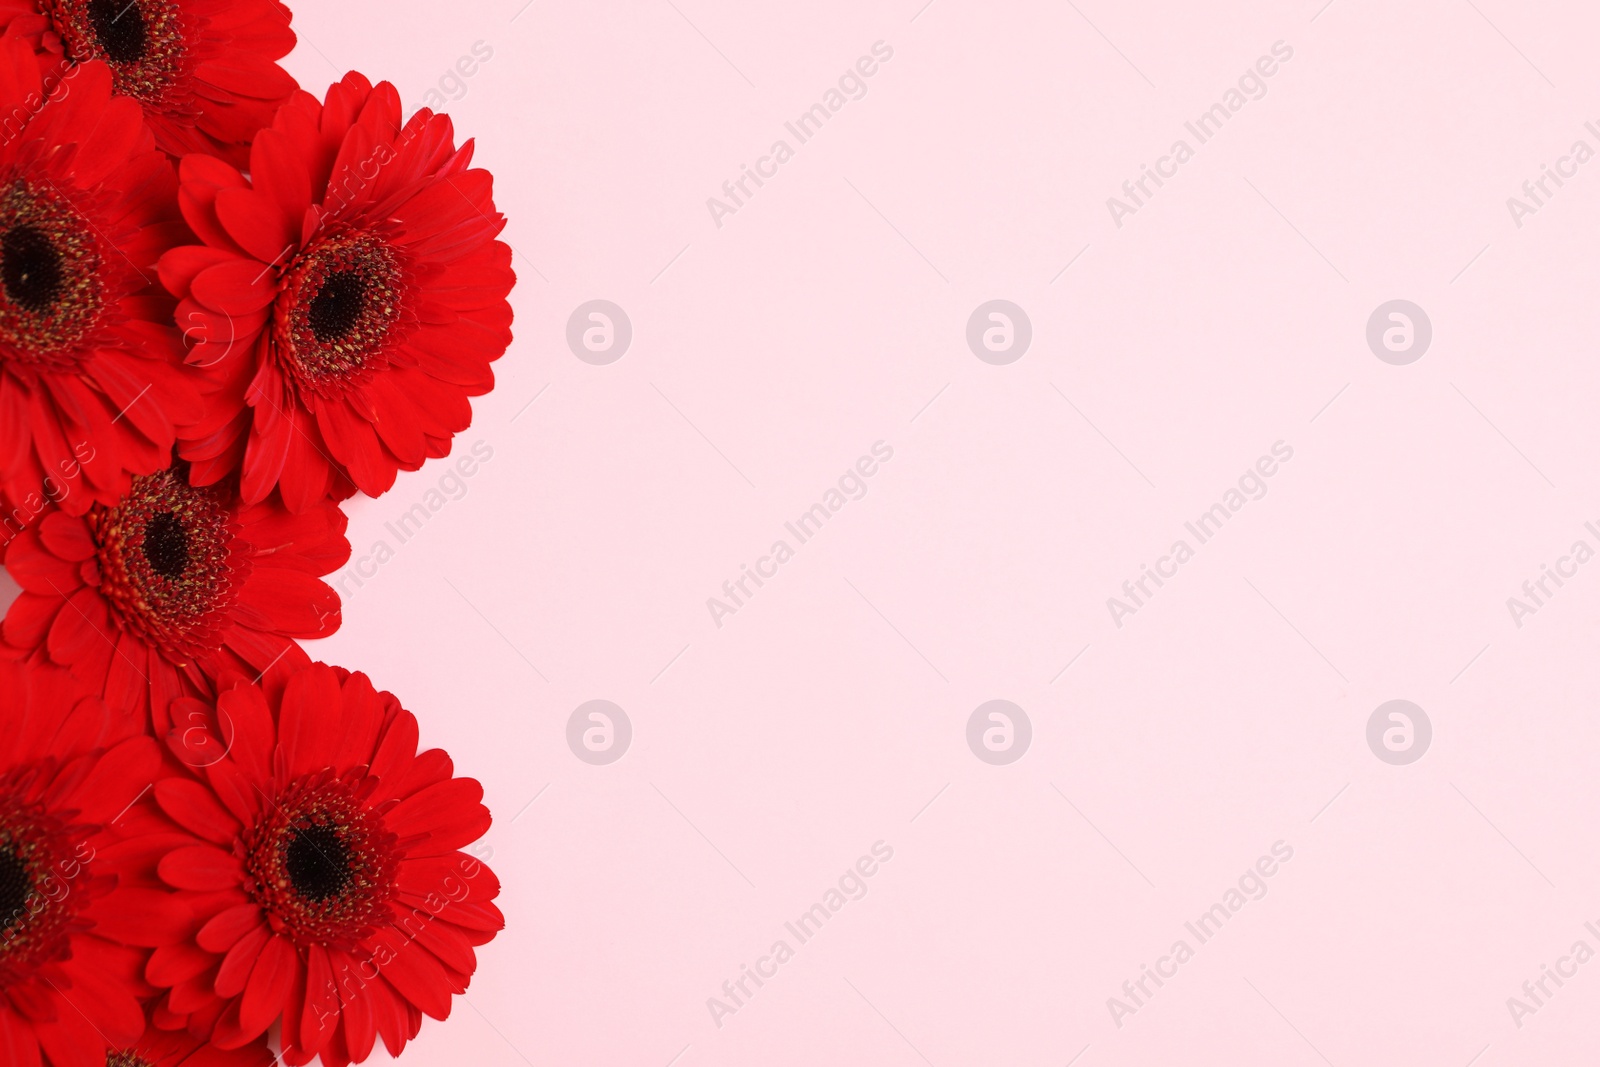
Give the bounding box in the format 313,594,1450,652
276,231,407,396
51,0,188,104
0,181,105,365
88,0,147,62
307,270,368,343
244,776,396,949
0,847,30,932
141,511,188,579
106,1055,155,1067
286,822,354,901
94,467,243,659
1,226,63,313
0,788,93,983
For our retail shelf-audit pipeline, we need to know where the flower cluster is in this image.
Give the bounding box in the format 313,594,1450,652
0,4,513,1065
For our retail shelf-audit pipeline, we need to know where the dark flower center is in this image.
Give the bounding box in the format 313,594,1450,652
87,0,147,62
94,467,245,658
276,231,408,396
307,271,368,343
286,823,354,902
0,789,96,983
0,181,105,365
140,511,188,579
244,776,397,949
107,1055,156,1067
52,0,188,104
0,848,30,933
1,226,63,313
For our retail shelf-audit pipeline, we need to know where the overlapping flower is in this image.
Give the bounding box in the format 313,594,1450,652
0,5,511,1063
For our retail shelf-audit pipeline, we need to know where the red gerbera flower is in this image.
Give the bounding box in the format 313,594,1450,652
0,658,184,1067
0,38,200,519
146,663,504,1066
0,0,297,165
163,71,514,511
1,460,347,723
109,1019,273,1067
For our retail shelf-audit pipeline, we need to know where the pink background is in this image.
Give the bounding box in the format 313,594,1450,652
56,0,1600,1062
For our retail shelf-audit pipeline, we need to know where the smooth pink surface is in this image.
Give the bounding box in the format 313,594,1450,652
273,0,1600,1063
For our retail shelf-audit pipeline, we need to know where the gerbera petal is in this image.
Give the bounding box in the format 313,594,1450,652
331,670,384,768
160,244,241,297
409,912,477,976
367,709,420,804
216,679,276,781
0,1006,42,1067
62,735,158,823
84,887,191,946
154,777,242,844
233,565,339,638
147,940,218,987
279,662,343,778
36,512,94,561
370,928,455,1019
386,777,490,852
315,401,395,497
45,585,110,664
239,933,299,1037
3,593,61,651
248,126,314,233
240,392,295,505
369,970,420,1057
160,845,245,891
299,942,340,1055
197,904,267,954
192,256,281,315
4,529,78,594
215,922,273,1000
333,950,378,1062
215,187,298,268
